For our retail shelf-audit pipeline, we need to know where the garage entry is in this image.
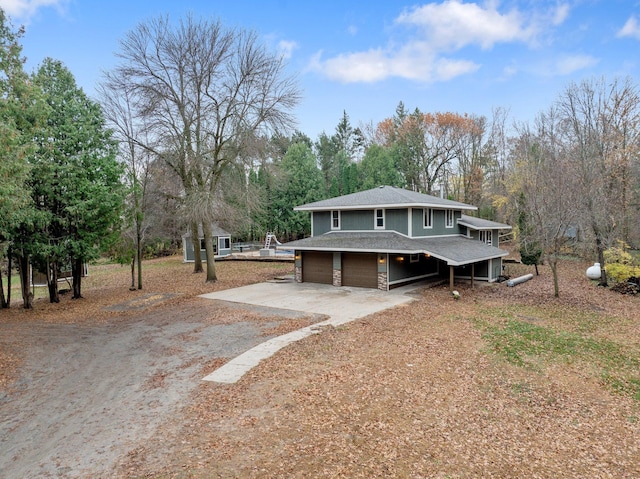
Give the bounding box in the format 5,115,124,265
342,253,378,289
302,251,333,284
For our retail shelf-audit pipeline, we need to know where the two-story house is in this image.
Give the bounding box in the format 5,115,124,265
279,185,511,291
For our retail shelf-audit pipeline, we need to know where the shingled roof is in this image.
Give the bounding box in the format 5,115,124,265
282,231,507,266
294,185,477,212
458,214,512,231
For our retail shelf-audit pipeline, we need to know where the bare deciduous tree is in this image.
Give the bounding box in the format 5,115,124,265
557,76,640,286
102,15,300,282
513,108,580,297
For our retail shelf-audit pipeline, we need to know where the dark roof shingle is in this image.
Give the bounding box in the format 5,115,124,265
295,185,477,211
281,231,507,266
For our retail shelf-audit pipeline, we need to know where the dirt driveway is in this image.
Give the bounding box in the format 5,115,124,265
0,268,416,479
0,294,315,479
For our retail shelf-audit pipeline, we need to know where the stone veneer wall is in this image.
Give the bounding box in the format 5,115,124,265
295,265,302,283
377,271,388,291
332,269,342,287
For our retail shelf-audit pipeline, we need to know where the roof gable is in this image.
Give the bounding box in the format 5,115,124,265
294,185,477,212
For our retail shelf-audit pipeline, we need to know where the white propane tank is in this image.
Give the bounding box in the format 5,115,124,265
586,262,601,280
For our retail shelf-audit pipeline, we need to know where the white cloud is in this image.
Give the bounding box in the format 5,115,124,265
278,40,298,60
308,1,571,84
395,0,537,51
553,54,599,75
617,16,640,40
308,43,479,83
0,0,66,22
552,3,570,26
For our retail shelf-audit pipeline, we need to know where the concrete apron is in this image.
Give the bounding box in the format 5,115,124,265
200,281,416,384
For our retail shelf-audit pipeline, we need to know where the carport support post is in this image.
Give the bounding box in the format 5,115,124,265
471,263,475,289
449,265,454,291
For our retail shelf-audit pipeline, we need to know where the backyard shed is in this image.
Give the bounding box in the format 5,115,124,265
182,223,232,262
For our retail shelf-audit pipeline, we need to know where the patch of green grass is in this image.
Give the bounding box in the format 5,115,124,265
473,307,640,401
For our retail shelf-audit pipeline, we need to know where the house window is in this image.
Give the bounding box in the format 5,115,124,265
423,208,433,228
445,210,454,228
331,210,340,230
375,209,385,229
410,254,419,263
220,237,230,250
200,238,218,253
479,230,493,246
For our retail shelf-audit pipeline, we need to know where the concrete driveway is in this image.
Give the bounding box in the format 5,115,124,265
200,280,417,383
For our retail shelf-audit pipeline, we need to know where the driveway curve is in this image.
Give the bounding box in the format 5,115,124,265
0,281,417,478
200,280,416,383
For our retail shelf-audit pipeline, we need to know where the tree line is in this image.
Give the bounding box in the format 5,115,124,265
2,10,639,308
0,11,123,308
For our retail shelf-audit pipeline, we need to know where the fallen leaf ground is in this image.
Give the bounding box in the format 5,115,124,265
2,253,640,478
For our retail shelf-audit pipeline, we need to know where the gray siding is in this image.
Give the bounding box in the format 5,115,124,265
313,211,331,236
183,235,231,262
457,260,490,278
386,208,408,235
412,208,461,237
388,254,439,283
341,209,374,231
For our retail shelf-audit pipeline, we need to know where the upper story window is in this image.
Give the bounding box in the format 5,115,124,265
423,208,433,228
445,210,454,228
479,230,493,245
331,210,340,230
375,209,385,229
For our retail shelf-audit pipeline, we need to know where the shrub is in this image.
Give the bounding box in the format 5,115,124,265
604,241,640,283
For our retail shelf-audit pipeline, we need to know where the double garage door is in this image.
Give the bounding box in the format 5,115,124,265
302,252,378,289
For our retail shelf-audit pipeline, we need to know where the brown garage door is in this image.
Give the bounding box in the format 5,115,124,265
302,251,333,284
342,253,378,288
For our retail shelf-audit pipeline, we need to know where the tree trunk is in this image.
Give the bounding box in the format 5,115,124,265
46,259,60,303
72,258,83,299
549,257,560,298
17,253,33,309
190,222,203,274
7,245,11,307
596,237,608,287
130,256,136,290
202,222,217,283
0,259,6,309
135,211,143,289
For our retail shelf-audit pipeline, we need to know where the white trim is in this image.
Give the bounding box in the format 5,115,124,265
296,202,477,212
331,210,341,230
408,207,413,237
410,233,462,239
374,208,385,229
388,272,439,286
445,210,454,228
283,245,508,266
423,207,433,229
479,230,493,246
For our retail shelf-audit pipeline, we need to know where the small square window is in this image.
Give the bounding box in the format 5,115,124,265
410,254,419,263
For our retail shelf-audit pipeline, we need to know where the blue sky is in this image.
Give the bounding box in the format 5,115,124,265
2,0,640,138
